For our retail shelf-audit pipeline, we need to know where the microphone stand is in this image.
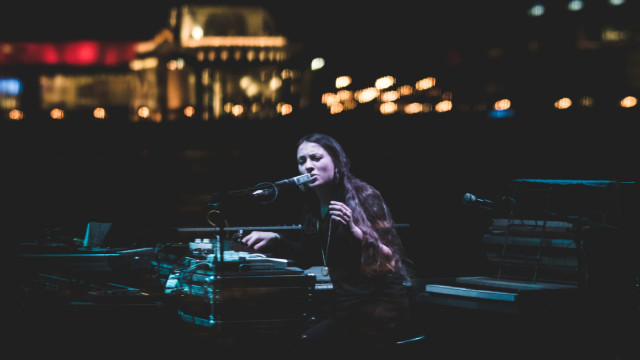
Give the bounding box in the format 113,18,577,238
205,201,226,277
205,181,282,276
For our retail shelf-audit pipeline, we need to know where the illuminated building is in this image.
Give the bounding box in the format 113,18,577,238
0,5,309,122
0,2,638,122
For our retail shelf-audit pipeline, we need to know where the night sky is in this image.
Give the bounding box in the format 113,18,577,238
1,1,490,39
0,1,526,63
5,0,638,81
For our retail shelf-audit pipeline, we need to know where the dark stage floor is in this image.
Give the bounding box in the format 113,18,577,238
12,273,639,360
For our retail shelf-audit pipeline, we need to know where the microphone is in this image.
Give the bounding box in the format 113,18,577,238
463,192,517,213
462,193,495,211
251,173,312,197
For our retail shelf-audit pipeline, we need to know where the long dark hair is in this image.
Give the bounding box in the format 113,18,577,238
297,133,410,278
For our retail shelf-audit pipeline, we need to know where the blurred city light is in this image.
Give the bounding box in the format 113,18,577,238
528,4,545,17
335,76,352,89
355,87,379,103
311,57,325,71
0,78,22,95
415,77,436,91
494,99,511,111
554,97,573,110
50,108,64,120
567,0,584,12
375,76,395,90
93,107,106,119
435,100,452,112
620,96,637,108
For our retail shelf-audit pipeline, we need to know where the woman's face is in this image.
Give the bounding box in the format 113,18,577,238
297,141,335,188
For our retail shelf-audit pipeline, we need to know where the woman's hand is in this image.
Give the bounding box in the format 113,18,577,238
241,231,280,251
329,201,363,240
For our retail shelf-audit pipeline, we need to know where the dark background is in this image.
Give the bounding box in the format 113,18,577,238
5,114,637,278
3,0,639,279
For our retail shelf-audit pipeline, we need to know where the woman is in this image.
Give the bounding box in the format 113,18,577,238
241,133,413,352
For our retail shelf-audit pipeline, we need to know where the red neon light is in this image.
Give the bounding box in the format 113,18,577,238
0,41,137,66
63,41,100,65
41,43,60,64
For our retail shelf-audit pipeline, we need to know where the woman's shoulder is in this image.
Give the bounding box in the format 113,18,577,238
352,178,382,199
353,181,386,207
